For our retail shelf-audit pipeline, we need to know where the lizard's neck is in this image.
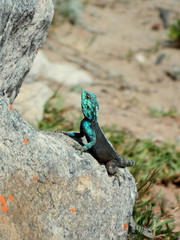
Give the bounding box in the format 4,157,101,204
84,116,98,123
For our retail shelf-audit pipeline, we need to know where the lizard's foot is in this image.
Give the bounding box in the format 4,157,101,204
73,143,84,154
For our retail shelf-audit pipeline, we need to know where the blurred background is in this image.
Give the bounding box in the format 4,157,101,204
14,0,180,238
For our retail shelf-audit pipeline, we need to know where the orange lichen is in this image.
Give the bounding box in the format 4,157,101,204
0,196,7,213
67,140,71,143
124,222,127,231
70,208,76,213
10,105,13,111
65,147,69,150
8,195,13,201
34,176,37,181
23,139,29,144
1,217,6,224
36,48,39,54
42,0,44,3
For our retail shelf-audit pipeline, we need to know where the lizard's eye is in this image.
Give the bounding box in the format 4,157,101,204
86,94,91,100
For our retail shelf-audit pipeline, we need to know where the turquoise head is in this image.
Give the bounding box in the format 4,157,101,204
81,91,99,121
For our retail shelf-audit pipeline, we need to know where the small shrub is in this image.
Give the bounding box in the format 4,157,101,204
168,19,180,44
54,0,83,24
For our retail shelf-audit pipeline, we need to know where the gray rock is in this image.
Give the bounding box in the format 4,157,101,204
0,0,137,239
166,66,180,81
14,82,53,124
30,51,93,86
45,62,93,86
176,135,180,144
0,96,136,240
0,0,54,104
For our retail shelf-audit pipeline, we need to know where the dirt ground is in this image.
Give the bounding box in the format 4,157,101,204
45,0,180,143
43,0,180,233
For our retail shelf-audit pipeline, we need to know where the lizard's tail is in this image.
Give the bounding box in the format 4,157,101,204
118,155,135,167
129,216,154,239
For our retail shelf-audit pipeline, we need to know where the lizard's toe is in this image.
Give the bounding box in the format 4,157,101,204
129,160,135,166
73,143,84,154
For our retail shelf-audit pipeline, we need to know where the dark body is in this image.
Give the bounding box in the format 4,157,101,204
87,120,117,163
64,90,134,175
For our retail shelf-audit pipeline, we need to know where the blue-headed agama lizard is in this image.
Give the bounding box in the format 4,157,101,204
63,90,154,239
64,90,134,176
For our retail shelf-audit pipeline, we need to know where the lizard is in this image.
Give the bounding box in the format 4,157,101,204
63,90,154,239
63,90,134,176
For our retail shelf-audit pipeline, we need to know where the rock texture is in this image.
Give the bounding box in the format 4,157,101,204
0,0,137,239
0,0,54,104
0,97,136,240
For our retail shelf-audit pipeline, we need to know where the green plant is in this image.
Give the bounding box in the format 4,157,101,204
103,128,180,238
133,195,179,239
149,107,179,118
54,0,83,24
169,19,180,42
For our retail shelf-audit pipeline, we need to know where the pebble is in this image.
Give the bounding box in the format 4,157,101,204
134,53,146,64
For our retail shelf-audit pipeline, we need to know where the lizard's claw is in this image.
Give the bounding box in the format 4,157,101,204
113,173,121,186
73,143,84,154
113,170,126,187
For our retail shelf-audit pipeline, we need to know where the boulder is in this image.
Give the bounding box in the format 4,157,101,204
30,51,93,86
0,0,54,103
0,96,136,239
14,82,53,124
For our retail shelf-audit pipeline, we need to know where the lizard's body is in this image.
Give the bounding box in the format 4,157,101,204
64,90,134,175
63,90,154,239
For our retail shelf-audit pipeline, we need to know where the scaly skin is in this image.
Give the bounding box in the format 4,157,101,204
64,90,134,175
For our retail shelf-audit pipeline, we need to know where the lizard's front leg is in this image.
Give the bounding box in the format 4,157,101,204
63,131,85,153
63,132,84,138
73,120,97,154
63,120,85,139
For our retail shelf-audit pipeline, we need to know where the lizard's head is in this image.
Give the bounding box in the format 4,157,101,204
81,90,99,121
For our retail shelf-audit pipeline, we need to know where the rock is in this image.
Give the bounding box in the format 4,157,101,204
0,1,137,239
176,135,180,144
30,51,93,86
166,66,180,81
45,63,93,86
0,97,137,240
155,53,165,65
134,53,146,64
0,0,54,104
14,82,53,124
157,7,170,29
